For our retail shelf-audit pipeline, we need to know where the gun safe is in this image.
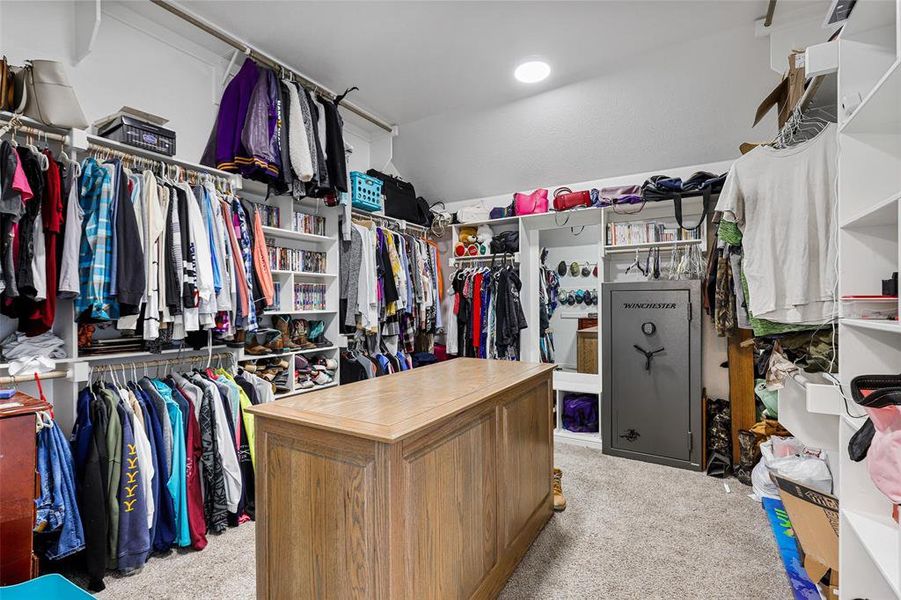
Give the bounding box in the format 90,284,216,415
601,280,702,470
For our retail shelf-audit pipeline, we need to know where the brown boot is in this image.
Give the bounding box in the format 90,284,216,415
552,468,566,512
273,316,302,350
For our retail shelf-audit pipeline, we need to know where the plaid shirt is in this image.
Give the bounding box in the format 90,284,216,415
76,158,115,321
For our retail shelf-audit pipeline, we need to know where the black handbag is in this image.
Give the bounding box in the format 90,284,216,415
490,231,519,254
641,173,726,231
365,169,430,226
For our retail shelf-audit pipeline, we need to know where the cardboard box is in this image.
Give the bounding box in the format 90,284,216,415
753,50,807,129
773,474,839,600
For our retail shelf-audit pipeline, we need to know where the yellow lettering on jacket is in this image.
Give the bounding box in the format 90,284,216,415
128,443,136,456
126,471,138,484
127,457,139,470
125,484,138,498
123,499,137,512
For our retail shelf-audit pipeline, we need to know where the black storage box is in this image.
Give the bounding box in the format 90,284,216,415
97,115,176,156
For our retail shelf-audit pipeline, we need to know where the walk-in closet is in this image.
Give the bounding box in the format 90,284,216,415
1,1,899,599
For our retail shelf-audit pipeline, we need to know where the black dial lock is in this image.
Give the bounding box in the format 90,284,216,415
641,321,656,336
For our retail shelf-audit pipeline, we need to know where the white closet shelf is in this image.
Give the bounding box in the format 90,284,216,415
270,270,336,279
453,215,520,228
240,346,338,362
275,381,338,398
603,239,701,254
843,508,901,597
260,225,334,244
841,190,901,229
842,318,901,334
85,134,237,180
840,58,901,135
76,345,233,363
554,429,603,448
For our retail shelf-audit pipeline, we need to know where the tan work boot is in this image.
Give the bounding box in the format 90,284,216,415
552,468,566,511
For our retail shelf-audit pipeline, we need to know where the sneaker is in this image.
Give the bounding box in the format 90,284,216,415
552,468,566,512
311,371,332,386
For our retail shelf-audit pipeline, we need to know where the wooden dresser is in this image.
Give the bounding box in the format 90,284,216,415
0,393,51,585
248,358,556,599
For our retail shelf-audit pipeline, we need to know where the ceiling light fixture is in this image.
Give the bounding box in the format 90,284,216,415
514,60,550,84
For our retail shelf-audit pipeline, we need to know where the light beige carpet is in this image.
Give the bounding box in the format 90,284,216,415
88,443,789,599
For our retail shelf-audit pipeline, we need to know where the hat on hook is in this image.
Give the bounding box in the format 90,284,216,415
557,261,567,276
593,264,598,277
570,262,580,276
581,265,590,277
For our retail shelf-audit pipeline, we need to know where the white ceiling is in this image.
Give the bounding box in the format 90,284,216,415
178,0,777,127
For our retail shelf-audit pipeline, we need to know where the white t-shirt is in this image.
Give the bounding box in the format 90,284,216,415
715,124,837,324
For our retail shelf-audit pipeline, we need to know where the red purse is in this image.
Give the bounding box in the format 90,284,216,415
553,187,592,211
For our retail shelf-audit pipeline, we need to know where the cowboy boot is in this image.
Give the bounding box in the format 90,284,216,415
273,315,302,350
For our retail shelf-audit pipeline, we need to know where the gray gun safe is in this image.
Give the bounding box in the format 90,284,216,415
601,280,702,470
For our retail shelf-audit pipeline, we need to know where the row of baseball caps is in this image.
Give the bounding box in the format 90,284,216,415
454,171,727,223
558,289,598,306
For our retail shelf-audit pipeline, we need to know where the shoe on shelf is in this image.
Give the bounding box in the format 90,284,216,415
273,315,302,350
552,468,567,512
244,332,271,356
297,376,315,389
307,320,334,348
311,370,332,386
226,330,246,348
295,355,312,374
292,319,317,350
312,356,338,371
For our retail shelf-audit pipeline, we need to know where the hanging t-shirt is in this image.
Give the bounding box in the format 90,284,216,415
715,124,837,325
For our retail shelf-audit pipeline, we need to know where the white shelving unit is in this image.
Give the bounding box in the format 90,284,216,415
240,180,341,396
448,173,718,451
836,2,901,597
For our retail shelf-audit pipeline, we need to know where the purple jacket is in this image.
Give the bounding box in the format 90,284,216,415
238,68,281,181
212,58,259,173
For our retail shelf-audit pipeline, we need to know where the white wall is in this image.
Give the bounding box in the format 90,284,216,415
0,0,379,170
393,22,779,204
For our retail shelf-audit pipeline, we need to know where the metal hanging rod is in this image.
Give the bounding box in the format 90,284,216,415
87,134,240,182
149,0,394,134
0,370,71,385
0,113,70,144
351,208,429,236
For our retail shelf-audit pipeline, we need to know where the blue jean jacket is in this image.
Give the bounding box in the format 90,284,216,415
35,420,86,560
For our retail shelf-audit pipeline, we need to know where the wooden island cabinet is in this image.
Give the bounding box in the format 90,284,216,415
247,358,556,599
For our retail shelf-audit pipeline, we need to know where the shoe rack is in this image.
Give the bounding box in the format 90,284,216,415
238,180,341,397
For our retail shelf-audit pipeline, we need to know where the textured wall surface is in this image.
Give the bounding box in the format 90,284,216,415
394,24,779,203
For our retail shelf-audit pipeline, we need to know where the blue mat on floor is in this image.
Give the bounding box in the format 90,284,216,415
761,497,821,600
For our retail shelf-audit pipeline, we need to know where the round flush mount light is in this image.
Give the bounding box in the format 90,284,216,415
514,60,550,84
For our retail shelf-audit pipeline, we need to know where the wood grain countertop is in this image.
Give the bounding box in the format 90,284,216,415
246,358,555,442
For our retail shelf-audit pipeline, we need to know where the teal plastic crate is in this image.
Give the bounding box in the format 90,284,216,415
0,574,93,600
350,171,383,212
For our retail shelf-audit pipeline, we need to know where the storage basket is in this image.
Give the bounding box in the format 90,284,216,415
97,115,176,156
350,171,383,212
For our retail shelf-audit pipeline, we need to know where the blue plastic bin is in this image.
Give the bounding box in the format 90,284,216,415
0,574,94,600
350,171,383,212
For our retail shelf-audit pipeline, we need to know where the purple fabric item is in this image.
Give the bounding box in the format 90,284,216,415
599,184,642,203
562,394,599,433
214,58,260,173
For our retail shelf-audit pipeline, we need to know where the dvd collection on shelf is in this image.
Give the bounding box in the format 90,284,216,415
268,247,327,273
606,221,701,246
294,283,327,311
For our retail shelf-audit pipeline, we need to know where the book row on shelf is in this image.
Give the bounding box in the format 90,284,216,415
269,282,328,312
605,221,701,246
257,204,326,236
268,247,327,273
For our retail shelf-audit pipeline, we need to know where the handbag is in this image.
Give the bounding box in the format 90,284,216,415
21,60,88,129
513,188,548,216
641,174,725,231
365,169,430,226
552,187,592,211
456,204,491,223
0,56,12,112
490,230,519,254
850,373,901,503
